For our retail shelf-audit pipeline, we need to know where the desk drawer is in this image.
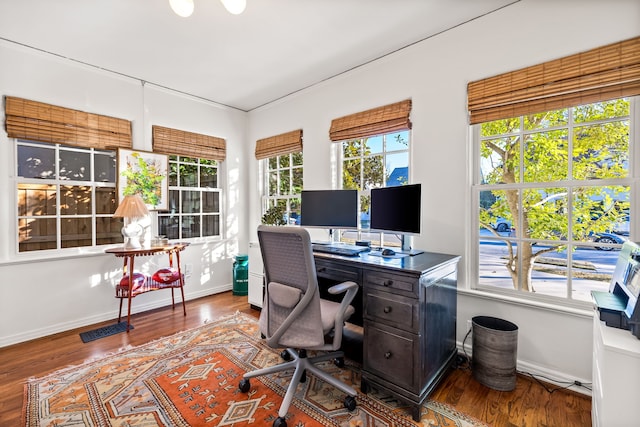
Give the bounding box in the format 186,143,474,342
365,270,417,296
315,259,360,283
364,322,418,392
365,290,418,332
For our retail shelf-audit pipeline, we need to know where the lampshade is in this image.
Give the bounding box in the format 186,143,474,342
169,0,194,17
220,0,246,15
113,194,149,219
114,195,149,249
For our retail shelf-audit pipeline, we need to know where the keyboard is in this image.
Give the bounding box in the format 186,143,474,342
312,243,368,257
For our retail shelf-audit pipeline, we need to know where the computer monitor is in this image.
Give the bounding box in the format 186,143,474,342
300,189,358,230
370,183,422,254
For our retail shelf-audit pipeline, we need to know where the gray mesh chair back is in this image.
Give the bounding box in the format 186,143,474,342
257,225,324,349
239,225,359,427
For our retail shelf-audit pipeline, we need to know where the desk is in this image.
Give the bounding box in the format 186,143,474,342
241,247,457,420
312,250,460,421
105,243,189,331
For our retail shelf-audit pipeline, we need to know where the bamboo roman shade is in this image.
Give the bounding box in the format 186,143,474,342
5,96,132,149
255,129,303,160
152,125,226,161
329,99,412,141
468,36,640,125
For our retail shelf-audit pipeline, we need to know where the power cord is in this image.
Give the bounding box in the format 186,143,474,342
518,370,592,394
454,329,473,370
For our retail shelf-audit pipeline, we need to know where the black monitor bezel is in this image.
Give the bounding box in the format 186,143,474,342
369,183,421,235
300,189,358,229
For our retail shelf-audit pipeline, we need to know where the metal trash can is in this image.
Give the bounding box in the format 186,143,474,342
233,254,249,296
471,316,518,391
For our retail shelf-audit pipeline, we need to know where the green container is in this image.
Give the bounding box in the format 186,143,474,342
233,254,249,296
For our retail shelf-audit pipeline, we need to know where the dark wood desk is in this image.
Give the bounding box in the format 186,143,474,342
313,250,460,421
105,243,189,331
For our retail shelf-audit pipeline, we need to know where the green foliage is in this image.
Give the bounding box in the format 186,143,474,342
261,204,287,226
480,99,631,291
342,139,384,190
121,152,165,207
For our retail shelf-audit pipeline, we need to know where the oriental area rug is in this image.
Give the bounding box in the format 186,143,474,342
23,312,486,427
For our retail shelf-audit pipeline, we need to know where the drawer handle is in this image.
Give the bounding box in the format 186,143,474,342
318,267,326,273
384,351,392,359
383,279,393,287
383,306,392,314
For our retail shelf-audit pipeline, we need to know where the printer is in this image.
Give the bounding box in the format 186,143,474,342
592,241,640,339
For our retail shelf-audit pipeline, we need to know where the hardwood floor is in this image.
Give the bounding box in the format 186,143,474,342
0,291,591,426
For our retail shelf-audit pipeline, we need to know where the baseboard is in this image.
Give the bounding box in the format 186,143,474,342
0,285,232,348
456,340,592,397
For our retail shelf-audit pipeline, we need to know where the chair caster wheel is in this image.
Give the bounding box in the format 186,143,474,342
239,378,251,393
344,395,357,411
280,350,291,361
334,357,345,368
273,416,287,427
300,370,307,383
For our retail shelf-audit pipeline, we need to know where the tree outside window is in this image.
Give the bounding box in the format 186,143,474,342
262,152,302,225
341,130,409,246
476,98,633,302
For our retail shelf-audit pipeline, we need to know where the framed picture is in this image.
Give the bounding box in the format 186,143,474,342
117,148,169,211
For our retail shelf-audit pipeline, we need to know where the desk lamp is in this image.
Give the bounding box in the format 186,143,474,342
113,194,150,249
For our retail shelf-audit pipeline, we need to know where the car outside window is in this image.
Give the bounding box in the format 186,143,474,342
474,97,634,304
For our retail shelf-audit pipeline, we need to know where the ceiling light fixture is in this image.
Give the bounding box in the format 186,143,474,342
169,0,246,17
220,0,246,15
169,0,194,17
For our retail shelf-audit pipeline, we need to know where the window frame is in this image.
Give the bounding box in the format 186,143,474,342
157,155,223,241
470,96,639,308
261,151,303,225
14,139,122,254
336,129,412,246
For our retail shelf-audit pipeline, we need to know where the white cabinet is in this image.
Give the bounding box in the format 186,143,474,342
592,315,640,427
248,241,264,308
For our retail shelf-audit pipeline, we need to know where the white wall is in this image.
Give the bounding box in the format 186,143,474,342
0,40,248,346
1,0,638,387
247,0,640,387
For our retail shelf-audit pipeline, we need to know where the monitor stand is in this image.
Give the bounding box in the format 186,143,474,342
401,235,424,256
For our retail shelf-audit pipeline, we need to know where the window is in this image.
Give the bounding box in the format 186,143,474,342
158,156,221,239
16,140,122,252
474,97,635,304
340,130,410,246
263,152,303,225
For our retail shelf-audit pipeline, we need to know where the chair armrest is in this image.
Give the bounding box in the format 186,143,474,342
328,281,359,325
327,281,358,295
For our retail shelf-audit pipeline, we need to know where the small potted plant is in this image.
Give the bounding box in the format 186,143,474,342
261,205,287,226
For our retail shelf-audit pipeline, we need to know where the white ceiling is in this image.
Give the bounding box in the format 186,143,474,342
0,0,517,112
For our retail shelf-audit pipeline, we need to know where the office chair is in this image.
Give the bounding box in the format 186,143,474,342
239,225,359,427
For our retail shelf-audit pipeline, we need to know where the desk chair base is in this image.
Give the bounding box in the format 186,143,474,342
239,348,357,427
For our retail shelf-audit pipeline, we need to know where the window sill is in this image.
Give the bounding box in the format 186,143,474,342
457,287,594,319
0,237,224,266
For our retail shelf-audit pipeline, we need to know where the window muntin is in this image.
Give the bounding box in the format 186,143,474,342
475,98,633,304
263,152,302,225
16,140,122,252
158,155,221,240
340,130,410,246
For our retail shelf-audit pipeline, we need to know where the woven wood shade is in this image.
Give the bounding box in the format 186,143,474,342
5,96,132,149
255,129,303,160
152,125,226,161
468,36,640,125
329,99,412,141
